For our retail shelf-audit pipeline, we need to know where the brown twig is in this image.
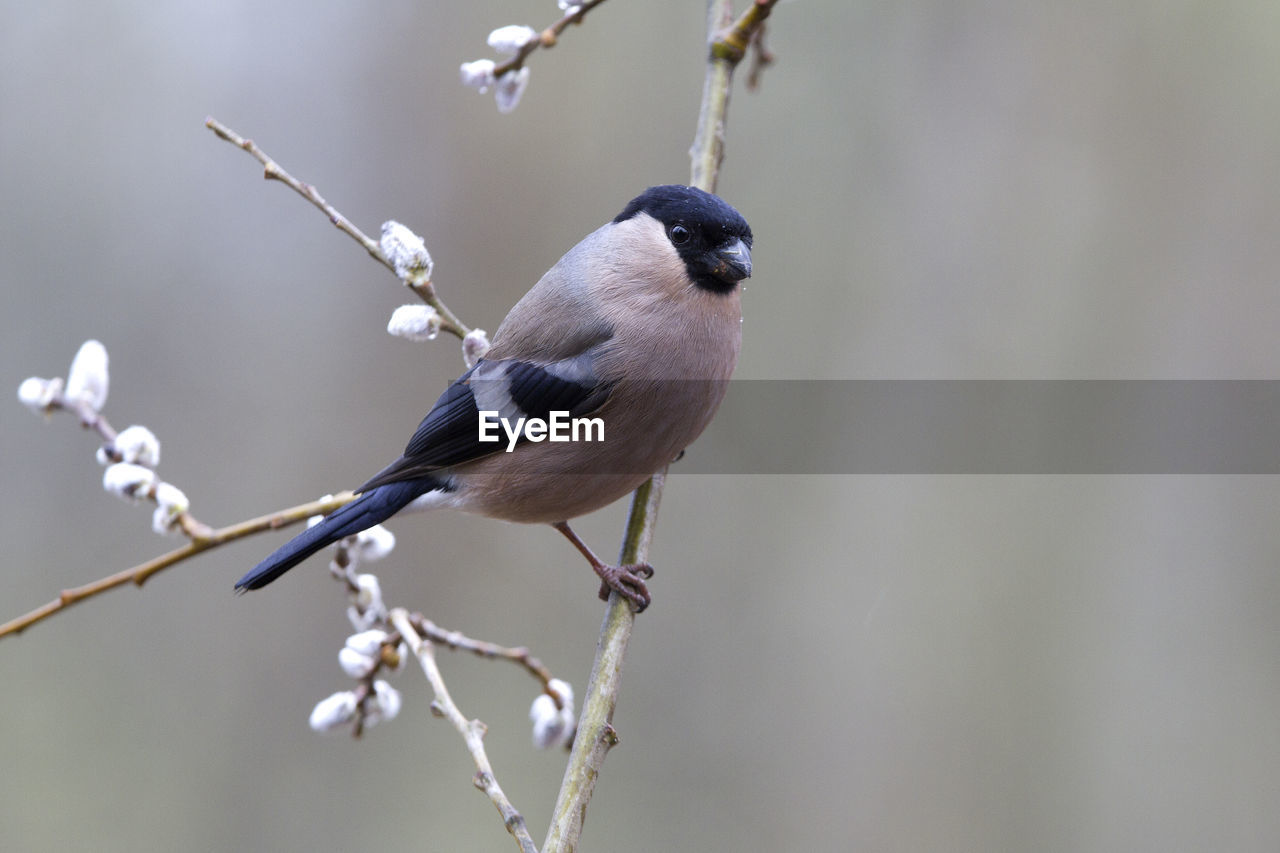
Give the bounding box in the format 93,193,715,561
390,608,538,853
204,117,469,338
745,21,775,91
491,0,613,78
416,616,558,691
0,492,355,639
8,367,366,639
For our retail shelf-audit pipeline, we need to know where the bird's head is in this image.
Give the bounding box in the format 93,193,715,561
614,185,753,293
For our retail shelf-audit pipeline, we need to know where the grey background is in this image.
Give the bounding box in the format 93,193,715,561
3,1,1279,851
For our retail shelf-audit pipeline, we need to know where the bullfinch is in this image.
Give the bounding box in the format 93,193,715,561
235,185,753,610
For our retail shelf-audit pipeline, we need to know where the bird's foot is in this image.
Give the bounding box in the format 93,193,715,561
595,563,655,612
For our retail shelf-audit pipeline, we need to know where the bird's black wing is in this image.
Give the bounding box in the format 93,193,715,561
356,356,612,493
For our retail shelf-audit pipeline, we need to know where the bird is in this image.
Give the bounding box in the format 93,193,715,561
235,184,753,611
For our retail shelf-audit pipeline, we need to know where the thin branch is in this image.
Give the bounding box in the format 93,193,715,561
390,608,538,853
545,0,779,848
690,0,779,188
204,117,469,338
29,390,217,543
492,0,613,78
417,617,557,691
7,380,359,638
0,492,355,639
543,471,664,852
57,395,118,443
745,22,775,91
688,1,738,193
204,117,381,262
714,0,779,64
7,117,481,641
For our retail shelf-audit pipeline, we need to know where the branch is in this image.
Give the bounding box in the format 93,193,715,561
390,608,538,853
543,472,664,851
714,0,779,65
545,1,778,848
417,616,558,690
690,0,779,189
9,357,361,639
0,492,355,639
744,19,776,91
204,117,469,339
491,0,613,78
6,115,487,640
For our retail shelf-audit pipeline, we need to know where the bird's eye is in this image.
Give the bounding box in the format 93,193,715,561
669,225,691,245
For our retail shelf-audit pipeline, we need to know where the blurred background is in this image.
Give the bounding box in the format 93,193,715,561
3,1,1280,850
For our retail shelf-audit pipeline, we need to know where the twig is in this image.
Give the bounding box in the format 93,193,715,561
546,1,778,848
390,608,538,853
492,0,613,78
688,1,738,192
6,378,359,639
204,117,469,339
690,0,779,188
543,472,664,851
417,617,557,690
205,117,381,263
30,389,216,543
0,492,355,639
7,117,480,641
715,0,779,63
56,394,118,443
745,22,775,91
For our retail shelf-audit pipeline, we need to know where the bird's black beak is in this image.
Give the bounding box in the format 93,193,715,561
711,238,752,283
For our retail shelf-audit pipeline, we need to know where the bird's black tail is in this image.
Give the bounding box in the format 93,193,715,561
234,478,439,591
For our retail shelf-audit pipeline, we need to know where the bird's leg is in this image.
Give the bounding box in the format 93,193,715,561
551,521,655,612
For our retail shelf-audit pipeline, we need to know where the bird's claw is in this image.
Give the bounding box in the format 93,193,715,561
595,563,655,612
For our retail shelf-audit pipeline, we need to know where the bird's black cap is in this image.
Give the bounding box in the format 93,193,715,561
615,185,753,292
615,185,752,243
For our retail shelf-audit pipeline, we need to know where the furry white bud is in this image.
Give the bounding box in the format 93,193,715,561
387,305,441,342
18,376,62,414
154,481,187,512
529,696,565,749
65,340,109,412
459,59,497,92
354,525,396,561
487,25,537,56
150,481,189,534
346,629,388,659
558,1,583,11
112,425,161,467
102,462,156,502
548,678,573,713
530,678,576,749
354,573,384,612
348,574,387,632
494,67,531,114
462,328,491,368
339,646,378,679
309,691,358,732
347,605,377,633
365,680,402,727
152,506,175,535
380,221,433,285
